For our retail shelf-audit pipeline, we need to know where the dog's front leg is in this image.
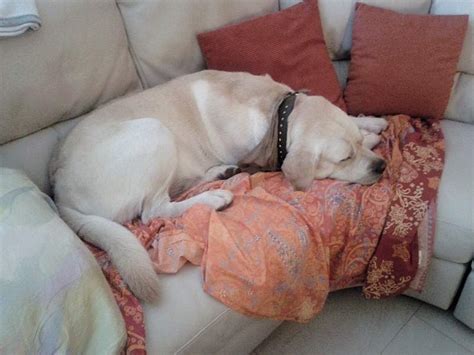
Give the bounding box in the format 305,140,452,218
352,115,388,134
142,190,234,223
361,131,382,149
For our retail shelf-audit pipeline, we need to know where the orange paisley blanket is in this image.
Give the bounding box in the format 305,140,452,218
92,115,444,353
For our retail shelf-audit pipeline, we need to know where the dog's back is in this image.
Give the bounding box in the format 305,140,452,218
50,70,290,301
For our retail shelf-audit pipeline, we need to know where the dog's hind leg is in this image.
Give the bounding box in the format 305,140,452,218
141,189,233,222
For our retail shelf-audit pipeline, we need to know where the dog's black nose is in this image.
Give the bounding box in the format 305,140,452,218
372,159,386,174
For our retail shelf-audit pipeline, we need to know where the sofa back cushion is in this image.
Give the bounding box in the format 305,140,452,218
431,0,474,75
431,0,474,124
117,0,278,89
0,0,141,145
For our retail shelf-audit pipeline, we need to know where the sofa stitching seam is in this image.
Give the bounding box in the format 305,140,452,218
113,0,148,89
174,308,232,354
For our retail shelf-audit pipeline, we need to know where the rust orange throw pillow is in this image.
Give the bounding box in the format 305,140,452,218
197,0,346,110
344,3,468,120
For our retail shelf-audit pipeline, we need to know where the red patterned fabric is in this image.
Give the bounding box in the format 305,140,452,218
90,115,444,351
197,0,346,110
89,246,146,355
363,118,445,297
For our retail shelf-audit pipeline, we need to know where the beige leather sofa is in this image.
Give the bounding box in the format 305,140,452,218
454,261,473,329
0,0,472,353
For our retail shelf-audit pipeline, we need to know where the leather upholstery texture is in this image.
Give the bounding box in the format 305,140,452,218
454,262,474,329
0,0,141,144
430,0,474,74
1,0,473,348
117,0,278,88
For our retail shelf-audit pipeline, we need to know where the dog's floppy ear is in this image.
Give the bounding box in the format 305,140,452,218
282,147,320,191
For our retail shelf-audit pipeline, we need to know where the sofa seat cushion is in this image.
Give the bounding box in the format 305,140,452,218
435,120,474,264
404,257,466,309
0,117,81,195
445,73,474,124
144,264,280,354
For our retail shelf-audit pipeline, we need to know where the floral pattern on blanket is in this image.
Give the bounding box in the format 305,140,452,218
363,118,444,298
89,246,147,355
91,115,444,350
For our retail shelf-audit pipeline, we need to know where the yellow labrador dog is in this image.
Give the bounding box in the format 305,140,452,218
50,70,387,302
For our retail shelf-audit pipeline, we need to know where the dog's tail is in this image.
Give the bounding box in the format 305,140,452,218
58,205,160,303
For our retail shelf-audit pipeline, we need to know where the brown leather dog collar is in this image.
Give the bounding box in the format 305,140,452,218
277,92,298,169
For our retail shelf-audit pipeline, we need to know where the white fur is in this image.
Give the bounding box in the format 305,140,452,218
51,70,387,302
191,79,268,163
352,115,388,134
248,108,268,147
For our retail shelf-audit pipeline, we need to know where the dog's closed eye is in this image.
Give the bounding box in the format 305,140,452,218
340,155,352,162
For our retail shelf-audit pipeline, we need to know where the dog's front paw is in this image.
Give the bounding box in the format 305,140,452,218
362,133,382,149
354,115,388,134
364,116,388,134
202,189,234,210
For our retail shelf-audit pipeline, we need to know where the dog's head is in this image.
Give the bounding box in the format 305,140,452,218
282,96,386,191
